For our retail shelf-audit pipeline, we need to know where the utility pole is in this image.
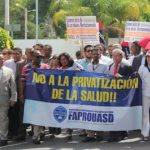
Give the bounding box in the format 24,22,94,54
36,0,38,43
25,8,27,39
5,0,10,34
16,3,36,39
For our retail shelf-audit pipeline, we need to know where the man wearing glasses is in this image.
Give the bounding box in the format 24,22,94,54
20,50,49,144
77,45,93,70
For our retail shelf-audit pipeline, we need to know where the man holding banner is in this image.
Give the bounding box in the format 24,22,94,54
106,48,133,142
23,48,142,143
82,47,107,142
21,50,49,144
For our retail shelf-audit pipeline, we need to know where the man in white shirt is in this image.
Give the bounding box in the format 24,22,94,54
86,48,107,73
95,44,111,65
82,48,107,142
4,47,22,74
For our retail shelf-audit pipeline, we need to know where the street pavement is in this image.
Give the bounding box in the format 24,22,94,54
0,130,150,150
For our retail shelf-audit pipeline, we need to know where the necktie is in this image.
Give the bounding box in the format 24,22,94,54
114,64,118,75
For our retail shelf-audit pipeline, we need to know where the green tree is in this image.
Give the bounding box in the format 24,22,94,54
0,27,14,50
1,0,150,39
101,0,149,42
9,0,52,39
142,4,150,21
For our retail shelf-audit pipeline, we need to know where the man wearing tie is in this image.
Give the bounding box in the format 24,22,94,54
106,48,133,142
108,49,133,77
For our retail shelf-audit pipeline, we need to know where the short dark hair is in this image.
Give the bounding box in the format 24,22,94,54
13,47,22,54
76,50,81,58
51,55,58,60
25,48,34,55
84,45,92,52
133,41,141,53
44,44,52,51
33,43,43,49
108,44,113,47
95,43,106,52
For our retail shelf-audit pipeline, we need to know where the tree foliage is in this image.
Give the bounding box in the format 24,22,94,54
0,0,150,39
49,0,150,39
0,27,14,50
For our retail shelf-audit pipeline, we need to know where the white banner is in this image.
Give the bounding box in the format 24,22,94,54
24,99,142,131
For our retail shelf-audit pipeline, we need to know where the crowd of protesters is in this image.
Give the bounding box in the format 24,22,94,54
0,41,150,146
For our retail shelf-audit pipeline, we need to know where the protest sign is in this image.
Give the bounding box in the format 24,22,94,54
124,21,150,42
24,69,142,131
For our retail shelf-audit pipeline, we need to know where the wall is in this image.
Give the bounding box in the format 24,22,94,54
14,38,121,58
14,39,80,59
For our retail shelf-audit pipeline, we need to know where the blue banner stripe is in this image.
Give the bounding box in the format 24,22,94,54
25,69,142,107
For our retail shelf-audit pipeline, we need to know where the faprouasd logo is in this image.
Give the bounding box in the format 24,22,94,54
53,106,67,123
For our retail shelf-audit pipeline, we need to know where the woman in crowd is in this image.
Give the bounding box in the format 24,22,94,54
138,50,150,141
58,52,82,141
58,52,83,70
49,55,61,137
49,55,60,69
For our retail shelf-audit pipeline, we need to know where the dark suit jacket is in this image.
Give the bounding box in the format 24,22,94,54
109,62,133,76
118,63,133,76
132,54,143,72
16,60,28,95
109,62,133,140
